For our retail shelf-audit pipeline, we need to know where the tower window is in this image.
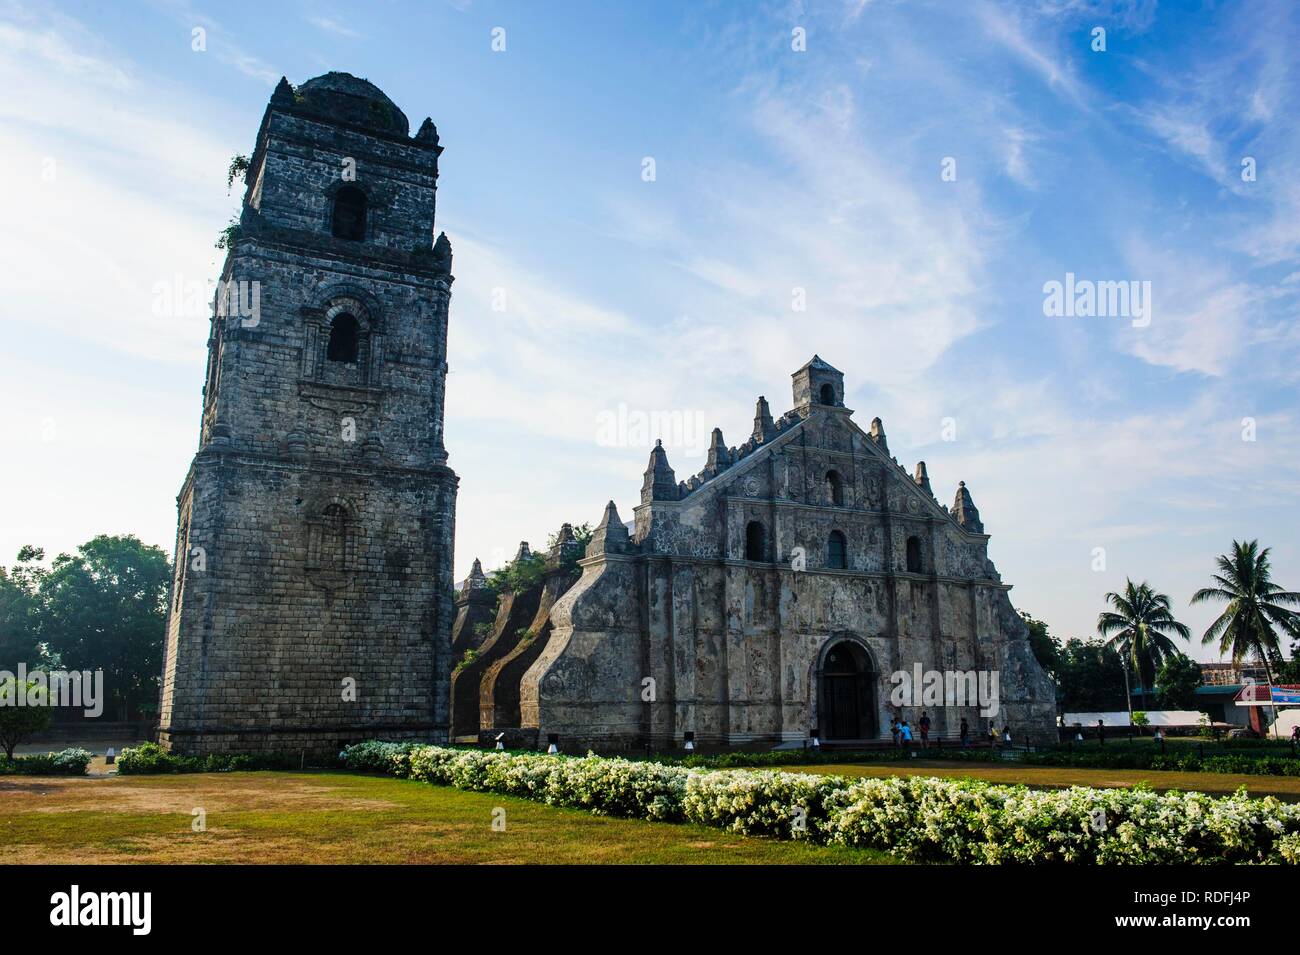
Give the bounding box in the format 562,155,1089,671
819,382,835,405
745,521,767,562
826,470,844,506
906,535,923,573
327,313,360,363
331,185,368,241
827,530,847,569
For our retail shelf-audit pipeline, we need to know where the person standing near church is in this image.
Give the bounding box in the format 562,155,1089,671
891,717,901,747
900,719,913,753
919,711,931,749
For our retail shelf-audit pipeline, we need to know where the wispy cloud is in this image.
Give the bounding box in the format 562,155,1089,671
154,0,280,83
308,14,362,39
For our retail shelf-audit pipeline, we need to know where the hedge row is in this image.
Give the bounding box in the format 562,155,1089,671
342,741,1300,864
1016,748,1300,777
116,742,302,775
0,747,92,776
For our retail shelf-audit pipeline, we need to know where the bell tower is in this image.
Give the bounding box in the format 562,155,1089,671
792,354,845,409
158,73,458,756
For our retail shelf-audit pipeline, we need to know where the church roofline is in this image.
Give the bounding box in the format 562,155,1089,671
633,391,988,543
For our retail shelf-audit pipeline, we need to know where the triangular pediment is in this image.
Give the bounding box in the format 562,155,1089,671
664,407,977,537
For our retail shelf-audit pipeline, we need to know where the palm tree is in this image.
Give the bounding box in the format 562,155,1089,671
1192,540,1300,737
1097,579,1191,713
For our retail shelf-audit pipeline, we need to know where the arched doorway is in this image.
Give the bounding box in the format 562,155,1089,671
819,641,876,740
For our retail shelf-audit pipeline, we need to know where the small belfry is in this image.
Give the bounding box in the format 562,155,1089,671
157,73,458,756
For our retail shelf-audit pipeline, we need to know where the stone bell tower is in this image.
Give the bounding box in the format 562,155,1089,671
158,72,458,756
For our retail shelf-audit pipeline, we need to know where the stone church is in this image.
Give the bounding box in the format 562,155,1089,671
475,357,1056,749
158,73,458,756
158,71,1054,757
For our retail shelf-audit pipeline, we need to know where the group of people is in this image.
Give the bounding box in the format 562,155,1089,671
888,714,1013,751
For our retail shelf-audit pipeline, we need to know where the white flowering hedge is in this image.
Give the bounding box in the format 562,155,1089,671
0,747,92,776
341,741,1300,864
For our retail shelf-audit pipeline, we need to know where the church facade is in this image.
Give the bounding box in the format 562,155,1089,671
511,357,1056,749
157,74,458,756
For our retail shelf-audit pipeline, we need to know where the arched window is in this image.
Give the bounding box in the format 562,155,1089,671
327,313,359,363
745,521,767,561
826,530,847,569
819,382,836,405
331,185,367,241
906,535,923,573
826,470,844,506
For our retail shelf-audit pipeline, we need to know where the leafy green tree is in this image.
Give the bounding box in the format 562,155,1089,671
1097,579,1191,711
486,551,547,595
0,678,53,759
1019,610,1060,679
0,547,51,672
38,535,171,721
1155,654,1201,709
226,153,250,192
1055,637,1128,711
1276,639,1300,685
1192,540,1300,696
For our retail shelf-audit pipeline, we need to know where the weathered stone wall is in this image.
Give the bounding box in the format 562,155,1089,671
517,357,1056,750
479,565,580,743
158,74,457,757
449,588,540,741
451,592,497,659
519,558,648,751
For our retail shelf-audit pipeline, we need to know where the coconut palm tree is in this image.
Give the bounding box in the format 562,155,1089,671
1097,579,1191,713
1191,540,1300,736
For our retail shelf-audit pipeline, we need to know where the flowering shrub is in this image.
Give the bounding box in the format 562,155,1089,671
822,776,1300,864
683,769,849,839
51,748,93,774
0,747,92,776
340,741,1300,864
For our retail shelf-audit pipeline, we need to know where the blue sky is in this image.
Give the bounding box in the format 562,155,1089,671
1,0,1297,660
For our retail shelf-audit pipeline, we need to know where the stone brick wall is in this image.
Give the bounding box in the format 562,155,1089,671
478,565,580,741
449,588,539,741
158,73,457,757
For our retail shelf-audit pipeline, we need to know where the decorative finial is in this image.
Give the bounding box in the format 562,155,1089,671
705,428,731,476
869,416,888,454
272,76,294,105
416,117,441,148
914,461,932,494
586,500,631,556
432,231,452,271
752,396,776,443
953,482,984,533
641,440,678,503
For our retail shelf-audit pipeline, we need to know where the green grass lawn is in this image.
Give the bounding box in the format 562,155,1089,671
0,770,896,864
792,759,1300,800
